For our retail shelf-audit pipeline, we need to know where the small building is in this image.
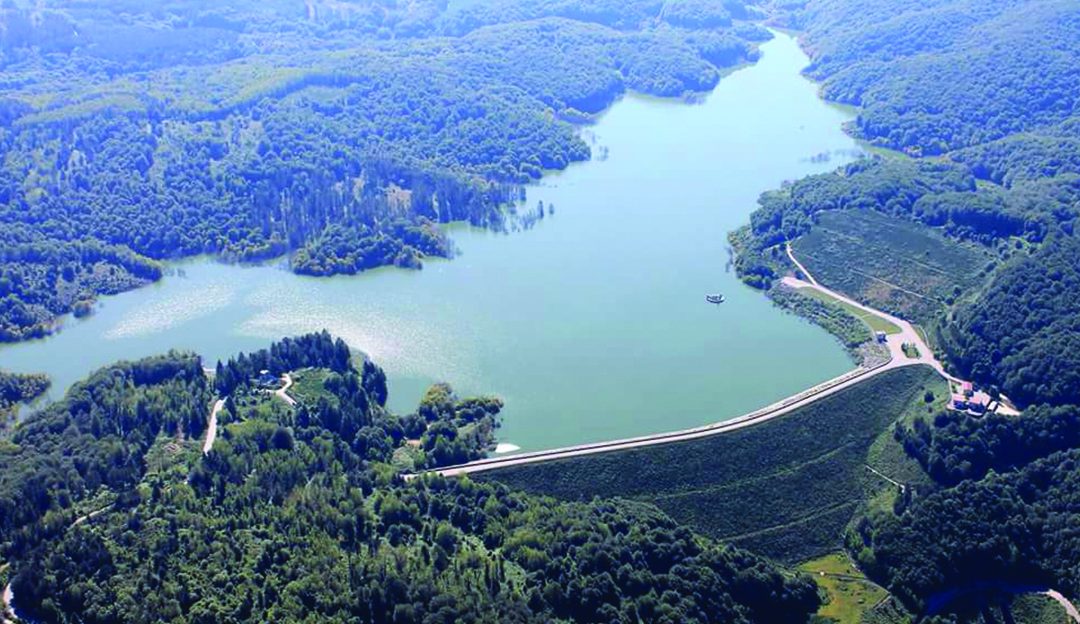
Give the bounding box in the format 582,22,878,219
257,369,278,388
961,381,974,397
969,391,991,414
951,393,969,410
875,331,887,344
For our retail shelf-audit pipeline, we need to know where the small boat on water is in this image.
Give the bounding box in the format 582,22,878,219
705,293,725,304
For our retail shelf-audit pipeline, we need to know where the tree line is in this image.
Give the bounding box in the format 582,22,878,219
728,2,1080,619
0,369,49,426
2,333,822,623
0,0,764,344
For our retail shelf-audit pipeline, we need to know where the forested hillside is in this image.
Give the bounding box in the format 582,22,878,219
0,0,766,342
941,235,1080,408
0,334,821,623
735,0,1080,412
6,0,1080,622
735,156,1080,410
725,0,1080,621
790,0,1080,157
851,409,1080,619
0,370,48,426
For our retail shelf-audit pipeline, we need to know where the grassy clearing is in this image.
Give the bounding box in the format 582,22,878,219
288,367,335,406
793,210,991,324
863,373,948,518
144,434,201,479
481,366,941,563
801,553,888,624
772,285,873,351
223,389,293,428
795,286,903,335
1009,593,1071,624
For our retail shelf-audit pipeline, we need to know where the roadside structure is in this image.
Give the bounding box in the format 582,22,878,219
419,245,1004,479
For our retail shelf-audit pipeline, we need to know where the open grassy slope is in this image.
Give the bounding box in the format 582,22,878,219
480,366,944,563
800,552,888,624
792,210,991,324
794,286,902,335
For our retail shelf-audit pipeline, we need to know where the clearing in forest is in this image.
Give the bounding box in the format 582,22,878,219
792,210,991,324
799,552,888,624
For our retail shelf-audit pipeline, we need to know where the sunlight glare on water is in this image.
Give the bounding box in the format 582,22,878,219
0,32,865,452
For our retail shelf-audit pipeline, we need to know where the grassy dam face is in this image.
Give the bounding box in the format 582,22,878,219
476,366,945,563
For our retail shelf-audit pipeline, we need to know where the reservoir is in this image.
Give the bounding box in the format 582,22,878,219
0,32,863,453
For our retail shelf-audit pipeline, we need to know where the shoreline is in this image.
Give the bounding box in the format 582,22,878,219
0,28,770,354
424,246,971,477
2,31,862,455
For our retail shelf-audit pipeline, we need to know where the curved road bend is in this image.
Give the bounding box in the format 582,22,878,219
1046,590,1080,623
2,581,13,624
419,245,964,479
203,373,295,456
784,242,956,381
786,241,820,287
275,373,297,406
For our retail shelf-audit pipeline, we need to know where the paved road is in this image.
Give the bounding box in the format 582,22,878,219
424,354,921,477
784,243,956,380
786,242,820,287
779,275,955,382
419,246,968,478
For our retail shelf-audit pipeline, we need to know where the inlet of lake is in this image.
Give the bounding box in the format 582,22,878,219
0,31,865,453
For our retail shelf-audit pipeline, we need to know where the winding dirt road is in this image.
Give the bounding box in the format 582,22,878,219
275,373,296,406
2,580,16,624
71,505,111,528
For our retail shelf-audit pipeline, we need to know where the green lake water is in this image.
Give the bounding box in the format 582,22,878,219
0,32,864,453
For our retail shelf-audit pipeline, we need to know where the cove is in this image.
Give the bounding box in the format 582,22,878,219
0,31,864,453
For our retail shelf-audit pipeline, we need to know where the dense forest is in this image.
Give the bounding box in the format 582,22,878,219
772,0,1080,414
896,403,1080,487
0,334,821,623
0,369,48,426
5,0,1080,622
854,347,1080,618
724,0,1080,621
734,0,1080,412
940,234,1080,408
788,0,1080,157
0,352,212,548
0,0,766,342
